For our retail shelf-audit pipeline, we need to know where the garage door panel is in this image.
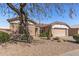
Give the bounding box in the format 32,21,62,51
52,29,66,37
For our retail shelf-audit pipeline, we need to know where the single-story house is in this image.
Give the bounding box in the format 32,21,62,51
68,24,79,36
7,17,40,37
7,17,79,37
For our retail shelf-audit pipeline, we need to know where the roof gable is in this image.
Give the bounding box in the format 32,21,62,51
7,17,37,24
50,21,70,28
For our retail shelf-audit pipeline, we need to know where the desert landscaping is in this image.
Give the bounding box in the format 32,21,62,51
1,3,79,56
0,37,78,56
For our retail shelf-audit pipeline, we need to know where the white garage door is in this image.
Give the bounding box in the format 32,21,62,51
52,28,67,37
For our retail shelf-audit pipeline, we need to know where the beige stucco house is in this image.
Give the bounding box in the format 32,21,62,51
7,17,79,38
7,17,40,37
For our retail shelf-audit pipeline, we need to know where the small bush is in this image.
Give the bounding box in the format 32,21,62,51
53,37,64,42
53,37,60,40
40,31,52,37
73,34,79,43
0,31,10,43
40,32,48,37
21,34,33,43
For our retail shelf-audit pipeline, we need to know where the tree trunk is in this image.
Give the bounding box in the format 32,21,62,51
19,15,32,43
7,3,33,43
19,6,33,43
47,26,52,40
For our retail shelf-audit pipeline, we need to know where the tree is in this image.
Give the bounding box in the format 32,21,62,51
0,3,77,42
6,3,32,43
47,25,52,40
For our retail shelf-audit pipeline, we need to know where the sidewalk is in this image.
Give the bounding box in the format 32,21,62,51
61,49,79,56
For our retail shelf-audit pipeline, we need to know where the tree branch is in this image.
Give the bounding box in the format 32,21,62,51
20,3,26,8
7,3,21,15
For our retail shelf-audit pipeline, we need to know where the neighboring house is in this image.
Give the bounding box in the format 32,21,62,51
7,17,40,37
69,24,79,36
0,28,11,34
50,21,70,37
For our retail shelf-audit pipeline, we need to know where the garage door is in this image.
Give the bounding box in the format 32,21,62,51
52,28,67,37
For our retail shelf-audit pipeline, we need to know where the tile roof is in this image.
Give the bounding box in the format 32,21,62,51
50,21,70,28
7,17,37,24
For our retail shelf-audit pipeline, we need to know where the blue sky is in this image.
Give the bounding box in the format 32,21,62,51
0,3,79,28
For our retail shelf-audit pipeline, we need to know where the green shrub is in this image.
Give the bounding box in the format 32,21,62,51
40,32,48,37
40,26,52,37
0,31,10,43
73,34,79,43
40,30,52,37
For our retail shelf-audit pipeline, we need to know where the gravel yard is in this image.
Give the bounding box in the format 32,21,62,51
0,38,79,56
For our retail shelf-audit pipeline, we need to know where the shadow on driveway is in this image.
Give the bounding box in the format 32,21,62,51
64,40,79,44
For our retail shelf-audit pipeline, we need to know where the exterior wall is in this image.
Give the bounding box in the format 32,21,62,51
35,27,40,37
78,29,79,34
52,24,69,29
9,21,38,37
68,28,78,36
28,21,40,37
10,23,19,32
28,24,36,36
66,29,68,36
